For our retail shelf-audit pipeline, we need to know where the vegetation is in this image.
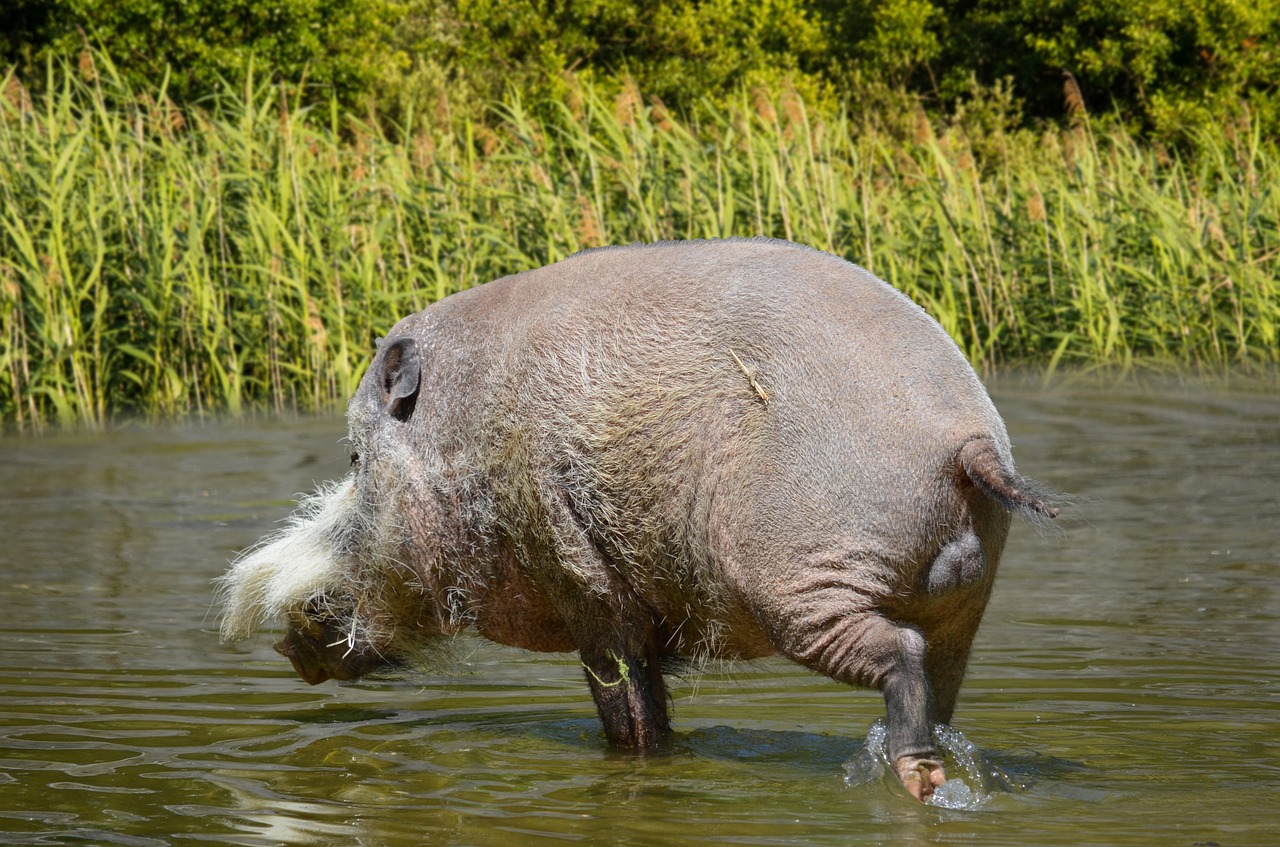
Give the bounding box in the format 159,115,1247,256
4,2,1278,139
2,58,1276,430
2,3,1277,428
1,0,405,108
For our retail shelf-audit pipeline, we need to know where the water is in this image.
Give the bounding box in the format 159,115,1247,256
1,378,1277,845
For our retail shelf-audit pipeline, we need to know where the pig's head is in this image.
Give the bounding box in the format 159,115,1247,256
218,334,447,684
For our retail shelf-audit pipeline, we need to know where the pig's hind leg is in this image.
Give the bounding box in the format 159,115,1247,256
741,569,946,800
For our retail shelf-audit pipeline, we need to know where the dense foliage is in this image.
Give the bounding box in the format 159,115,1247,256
1,0,405,105
918,0,1280,136
3,1,1278,136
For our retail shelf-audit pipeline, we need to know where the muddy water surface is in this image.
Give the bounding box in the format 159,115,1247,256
1,378,1277,846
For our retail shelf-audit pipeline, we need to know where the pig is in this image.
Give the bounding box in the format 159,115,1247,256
217,237,1060,801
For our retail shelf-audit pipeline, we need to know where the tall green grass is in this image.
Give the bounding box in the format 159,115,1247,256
2,60,1277,430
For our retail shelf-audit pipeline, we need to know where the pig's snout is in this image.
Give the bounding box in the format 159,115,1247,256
273,628,333,685
273,617,390,685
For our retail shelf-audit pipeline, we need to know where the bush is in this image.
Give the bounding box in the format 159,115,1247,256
3,1,1278,143
920,0,1280,136
402,0,1280,138
375,0,837,124
0,0,407,108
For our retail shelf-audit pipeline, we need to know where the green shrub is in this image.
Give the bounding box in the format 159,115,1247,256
0,0,407,107
922,0,1280,136
4,1,1277,140
378,0,837,122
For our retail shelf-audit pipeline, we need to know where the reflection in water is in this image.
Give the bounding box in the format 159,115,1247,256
0,377,1277,845
196,772,366,845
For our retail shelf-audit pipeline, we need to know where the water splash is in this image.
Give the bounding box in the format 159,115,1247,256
842,719,1025,809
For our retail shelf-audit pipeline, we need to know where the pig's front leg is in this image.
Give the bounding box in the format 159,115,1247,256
579,639,670,749
537,488,673,749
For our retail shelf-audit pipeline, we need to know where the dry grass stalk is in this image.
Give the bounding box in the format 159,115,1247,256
728,348,770,405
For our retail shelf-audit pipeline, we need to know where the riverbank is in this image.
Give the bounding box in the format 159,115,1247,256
2,70,1277,430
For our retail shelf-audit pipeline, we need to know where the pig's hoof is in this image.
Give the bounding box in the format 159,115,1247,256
895,757,946,801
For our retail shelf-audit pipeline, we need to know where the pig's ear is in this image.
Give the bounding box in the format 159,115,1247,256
378,336,420,420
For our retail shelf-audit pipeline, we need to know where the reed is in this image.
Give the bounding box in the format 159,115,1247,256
2,60,1277,430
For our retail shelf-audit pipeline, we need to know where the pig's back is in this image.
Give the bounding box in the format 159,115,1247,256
425,238,1012,513
492,238,1007,450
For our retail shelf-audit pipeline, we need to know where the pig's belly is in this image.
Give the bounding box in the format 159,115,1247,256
466,568,781,661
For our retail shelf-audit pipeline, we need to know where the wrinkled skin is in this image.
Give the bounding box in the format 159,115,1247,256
219,238,1061,802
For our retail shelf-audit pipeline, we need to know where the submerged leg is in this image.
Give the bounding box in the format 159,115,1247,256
745,571,946,800
534,488,674,749
881,625,946,800
579,639,670,749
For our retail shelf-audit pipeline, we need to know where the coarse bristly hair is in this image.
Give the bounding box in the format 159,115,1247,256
216,478,362,643
216,449,439,668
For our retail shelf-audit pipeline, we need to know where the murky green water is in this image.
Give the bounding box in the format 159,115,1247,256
2,378,1277,846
